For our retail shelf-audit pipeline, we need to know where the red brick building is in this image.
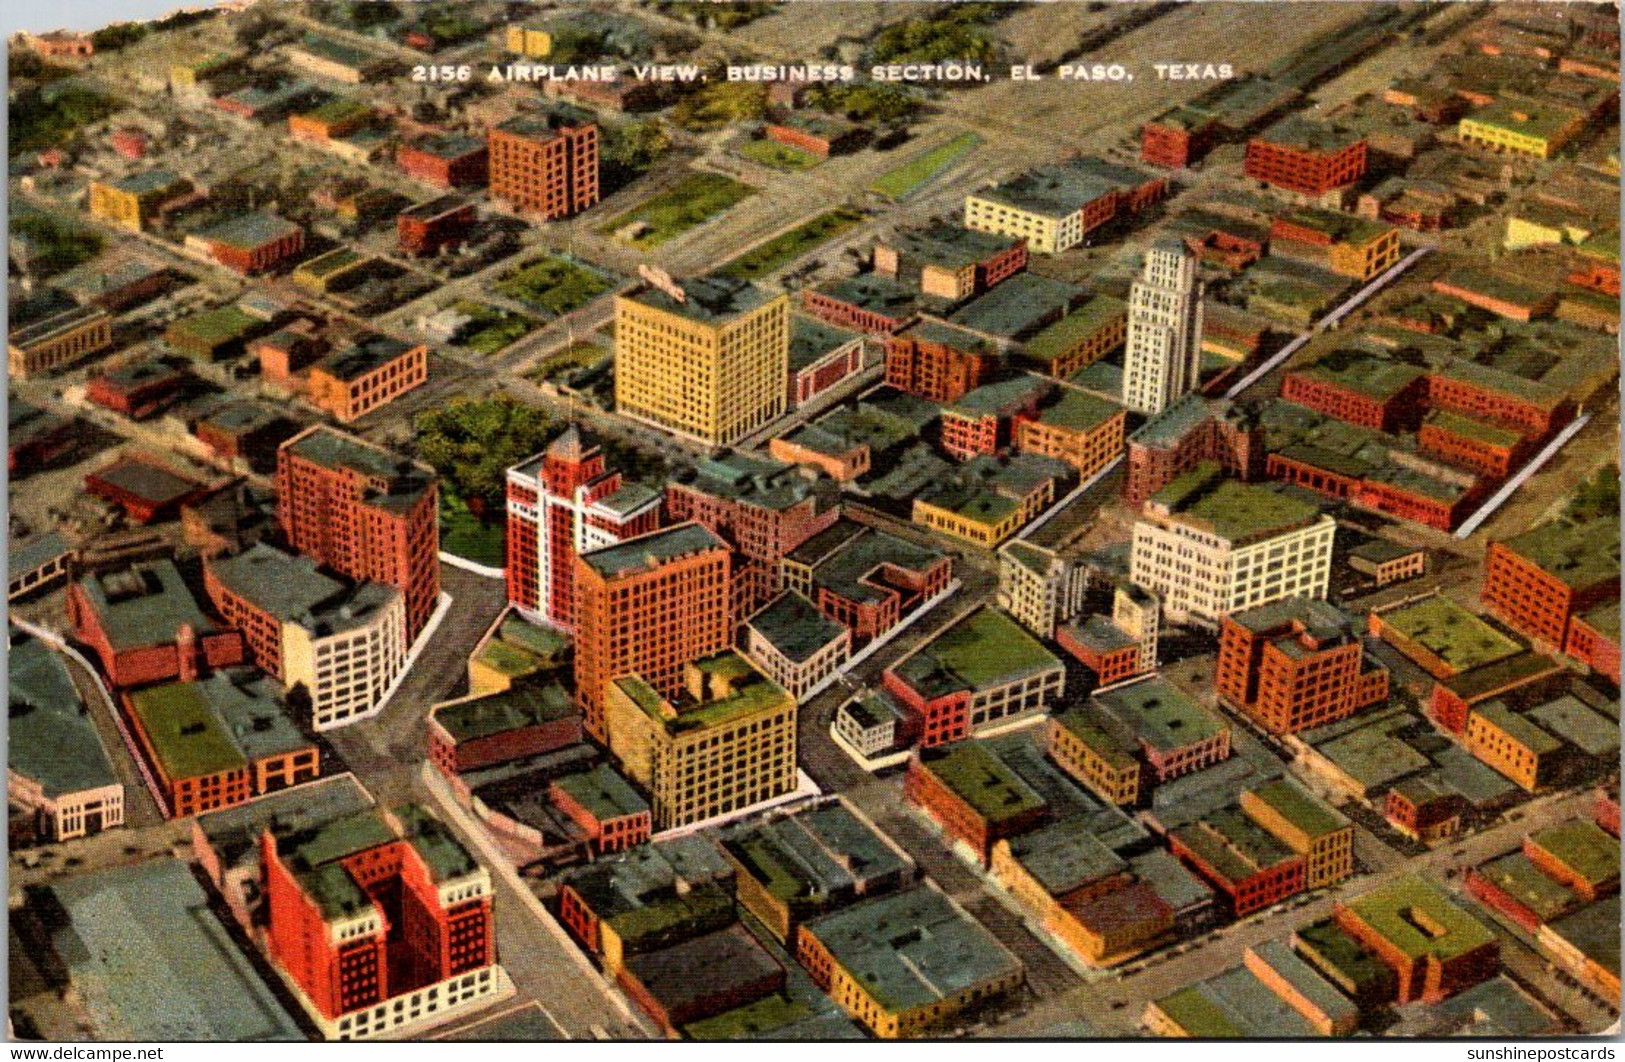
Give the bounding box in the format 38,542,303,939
187,212,305,275
276,427,440,641
397,133,490,188
1169,810,1306,916
1125,394,1263,507
571,523,733,740
904,743,1047,865
1056,619,1143,687
1417,410,1532,479
1564,605,1620,685
765,113,866,158
305,337,429,424
885,318,1000,404
86,360,190,420
426,685,583,776
1244,118,1367,197
85,456,207,524
260,805,496,1034
665,451,839,617
487,110,599,220
1481,519,1619,651
1142,106,1222,168
1279,359,1429,433
800,276,922,336
1333,877,1498,1005
1216,599,1389,735
67,560,246,689
1426,363,1574,439
398,195,476,257
940,377,1050,461
548,766,651,854
505,426,661,631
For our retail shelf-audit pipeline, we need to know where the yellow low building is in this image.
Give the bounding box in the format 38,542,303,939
505,25,552,58
8,305,113,379
1239,778,1355,889
1459,97,1587,159
1047,709,1141,805
88,170,193,231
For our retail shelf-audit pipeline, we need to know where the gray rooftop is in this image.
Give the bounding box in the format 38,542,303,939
207,543,398,636
75,560,218,652
720,798,913,907
8,633,120,797
579,522,728,578
746,590,847,663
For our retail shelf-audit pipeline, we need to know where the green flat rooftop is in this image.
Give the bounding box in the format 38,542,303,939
1245,778,1348,840
1425,409,1523,449
1296,353,1424,400
896,606,1062,696
918,741,1046,825
1380,596,1522,674
434,682,574,743
1172,807,1297,885
168,305,260,346
746,590,846,663
1023,294,1127,363
1095,676,1227,753
1151,463,1321,543
616,652,791,735
1342,874,1496,962
1475,852,1581,924
1034,387,1121,432
1499,517,1620,593
552,764,648,822
126,681,248,781
1527,821,1620,889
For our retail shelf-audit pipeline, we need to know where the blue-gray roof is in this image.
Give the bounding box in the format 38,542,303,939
8,633,120,796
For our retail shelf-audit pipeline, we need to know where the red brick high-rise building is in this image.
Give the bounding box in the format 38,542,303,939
1481,518,1620,651
884,318,1001,405
260,804,500,1039
572,523,733,740
276,426,440,641
1125,393,1264,507
1216,598,1389,735
665,451,840,617
504,426,661,631
487,108,599,220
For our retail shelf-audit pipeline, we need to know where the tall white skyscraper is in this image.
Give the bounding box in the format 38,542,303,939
1122,242,1205,416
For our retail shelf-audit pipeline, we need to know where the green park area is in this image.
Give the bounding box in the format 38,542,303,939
449,301,541,356
738,138,822,171
439,486,504,568
494,256,616,317
718,208,864,280
600,172,757,248
868,133,981,200
527,341,607,386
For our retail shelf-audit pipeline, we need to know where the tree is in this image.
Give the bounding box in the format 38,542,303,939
414,398,557,513
670,82,768,132
600,119,672,194
1565,464,1620,522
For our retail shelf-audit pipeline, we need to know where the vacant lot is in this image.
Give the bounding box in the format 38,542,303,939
599,172,758,247
450,301,541,356
718,208,865,280
868,133,982,200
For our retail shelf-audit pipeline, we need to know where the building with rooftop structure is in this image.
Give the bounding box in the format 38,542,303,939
1049,677,1231,805
904,740,1048,863
742,590,851,700
1131,463,1335,625
43,858,305,1040
164,304,264,362
8,304,113,378
1141,104,1224,168
784,520,951,644
88,169,195,231
1244,117,1368,197
1481,515,1619,654
884,606,1065,748
884,316,1002,405
122,670,318,817
719,796,916,943
8,632,124,842
1015,385,1126,478
618,923,787,1035
912,452,1071,548
505,425,662,632
488,107,599,219
572,522,733,741
1168,806,1306,916
549,764,652,854
797,883,1024,1038
68,559,246,690
554,834,736,974
872,223,1027,301
1126,393,1264,507
186,212,305,275
87,357,192,420
615,273,791,446
1524,820,1620,903
397,194,476,257
54,251,174,312
787,315,867,408
1368,595,1525,683
1240,778,1354,889
305,335,429,423
260,804,504,1039
1055,583,1161,688
605,650,797,830
8,532,75,602
204,543,406,732
277,426,440,641
1466,849,1584,933
1279,352,1429,433
1334,874,1499,1004
1123,243,1206,417
1458,96,1588,159
764,112,865,157
666,450,840,614
996,539,1087,639
1216,598,1389,735
84,455,207,525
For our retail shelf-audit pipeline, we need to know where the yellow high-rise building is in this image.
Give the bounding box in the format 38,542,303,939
604,650,797,830
614,273,790,446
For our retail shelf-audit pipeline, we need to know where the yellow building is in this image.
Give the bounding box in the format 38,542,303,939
1015,389,1127,478
797,885,1024,1038
1239,778,1354,889
8,305,113,379
604,651,797,830
614,274,790,446
1464,702,1562,792
88,169,193,232
1047,709,1141,805
1459,97,1587,159
912,493,1026,548
505,24,552,58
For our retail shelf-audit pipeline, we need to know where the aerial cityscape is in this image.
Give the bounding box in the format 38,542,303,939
5,0,1621,1043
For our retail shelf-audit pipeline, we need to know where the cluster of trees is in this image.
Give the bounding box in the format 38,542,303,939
655,1,778,30
416,399,557,515
1564,464,1620,523
600,119,673,195
868,4,1004,66
10,82,118,152
12,211,104,277
671,82,768,132
806,83,922,124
